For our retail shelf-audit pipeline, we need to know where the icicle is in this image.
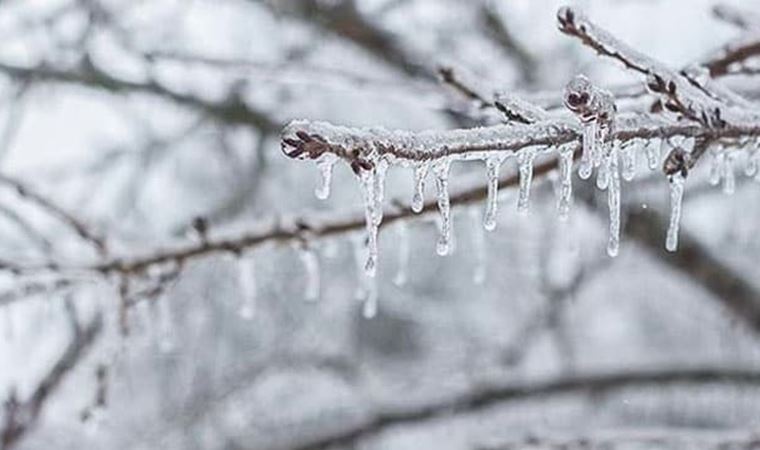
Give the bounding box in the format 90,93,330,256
470,208,486,284
579,121,595,179
517,148,536,214
722,152,736,195
237,256,256,320
372,159,388,226
434,160,452,256
362,277,378,319
621,142,637,181
645,139,659,171
299,247,320,302
745,142,758,178
596,155,610,190
708,146,723,187
360,170,379,277
314,154,337,200
393,221,410,287
606,147,621,257
557,145,574,220
411,163,429,213
483,155,502,231
666,173,686,252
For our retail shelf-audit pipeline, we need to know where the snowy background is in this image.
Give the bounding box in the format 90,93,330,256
1,0,760,449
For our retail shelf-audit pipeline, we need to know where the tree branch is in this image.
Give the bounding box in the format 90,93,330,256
283,367,760,450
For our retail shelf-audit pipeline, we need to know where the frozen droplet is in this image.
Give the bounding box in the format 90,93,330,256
557,145,574,220
411,163,429,213
579,121,596,179
517,148,536,214
621,141,636,181
483,156,502,231
237,256,256,320
606,147,621,257
314,154,336,200
645,139,659,171
434,160,452,256
666,173,686,252
393,221,410,287
300,248,320,302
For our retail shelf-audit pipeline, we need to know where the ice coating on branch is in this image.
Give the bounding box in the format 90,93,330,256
517,148,536,214
411,163,429,213
434,160,453,255
606,146,621,257
494,91,550,124
557,7,760,128
564,75,616,181
393,221,410,287
282,119,577,166
300,247,320,302
314,154,337,200
237,256,256,320
666,173,686,252
483,155,503,231
557,145,574,220
621,141,637,181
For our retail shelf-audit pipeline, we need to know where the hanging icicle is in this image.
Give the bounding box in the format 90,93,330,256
362,277,378,319
483,155,503,231
708,145,723,186
606,146,621,257
745,139,759,178
517,148,536,214
722,152,736,195
411,163,429,213
666,173,686,252
621,141,637,181
314,154,337,200
433,159,452,256
645,138,660,171
579,120,596,179
557,145,574,220
360,169,380,277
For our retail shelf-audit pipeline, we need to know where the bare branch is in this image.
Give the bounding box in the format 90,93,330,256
1,313,102,449
283,367,760,450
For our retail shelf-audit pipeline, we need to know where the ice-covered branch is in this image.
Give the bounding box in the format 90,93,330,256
557,6,760,128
